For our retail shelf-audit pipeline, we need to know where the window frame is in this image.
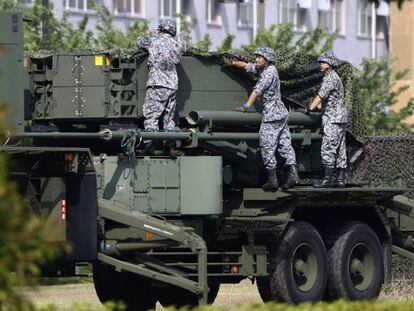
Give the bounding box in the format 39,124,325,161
237,0,253,28
206,0,222,26
278,0,298,27
318,0,345,35
113,0,145,17
278,0,309,32
159,0,177,18
357,0,372,37
63,0,94,12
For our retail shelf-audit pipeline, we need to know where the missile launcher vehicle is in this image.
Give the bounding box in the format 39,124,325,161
1,12,414,310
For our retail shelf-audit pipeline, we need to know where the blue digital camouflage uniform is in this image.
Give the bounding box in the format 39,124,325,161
318,68,348,169
246,63,297,170
136,32,189,132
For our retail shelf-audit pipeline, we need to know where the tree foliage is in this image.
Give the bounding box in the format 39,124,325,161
219,34,235,52
355,58,414,135
242,24,338,56
0,111,58,309
94,4,152,50
195,33,213,53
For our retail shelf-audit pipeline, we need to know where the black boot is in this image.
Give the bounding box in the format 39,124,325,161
163,140,184,157
262,169,279,192
336,168,347,188
314,167,334,188
144,141,155,156
281,164,300,190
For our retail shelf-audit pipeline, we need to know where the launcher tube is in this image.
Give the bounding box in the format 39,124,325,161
186,111,320,126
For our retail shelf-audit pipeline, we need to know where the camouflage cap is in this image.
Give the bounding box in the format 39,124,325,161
317,51,339,67
157,18,177,37
254,45,275,63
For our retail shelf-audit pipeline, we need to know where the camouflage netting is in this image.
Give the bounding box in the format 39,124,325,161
27,48,145,59
349,133,414,192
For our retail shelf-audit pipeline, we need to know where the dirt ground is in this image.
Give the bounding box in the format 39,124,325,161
21,280,261,310
22,280,261,310
20,279,414,310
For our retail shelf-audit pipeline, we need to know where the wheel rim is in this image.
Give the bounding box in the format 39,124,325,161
348,243,374,291
291,243,318,292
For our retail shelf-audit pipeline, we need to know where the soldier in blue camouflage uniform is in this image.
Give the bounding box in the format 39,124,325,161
230,46,299,191
310,51,348,188
136,18,189,156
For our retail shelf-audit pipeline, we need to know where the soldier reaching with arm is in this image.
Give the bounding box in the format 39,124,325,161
230,46,299,191
136,18,189,156
310,51,348,188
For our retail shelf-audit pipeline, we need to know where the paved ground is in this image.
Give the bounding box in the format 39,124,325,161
20,279,414,310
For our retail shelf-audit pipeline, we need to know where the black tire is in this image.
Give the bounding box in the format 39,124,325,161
267,221,328,304
256,275,273,302
158,282,219,308
92,262,157,310
324,222,384,300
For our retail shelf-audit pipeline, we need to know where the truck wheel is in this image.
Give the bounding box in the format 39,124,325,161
256,275,272,302
324,222,384,300
92,262,157,310
268,221,328,304
158,282,219,307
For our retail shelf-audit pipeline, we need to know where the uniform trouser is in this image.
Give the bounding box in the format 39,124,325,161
143,87,177,132
321,122,347,169
259,117,297,170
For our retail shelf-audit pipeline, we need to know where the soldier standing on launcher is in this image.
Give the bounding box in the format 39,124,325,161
310,51,348,188
230,46,299,191
136,18,189,156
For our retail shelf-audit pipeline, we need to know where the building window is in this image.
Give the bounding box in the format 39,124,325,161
159,0,189,18
357,0,372,37
159,0,189,17
159,0,175,17
206,0,222,25
278,0,307,31
279,0,297,25
63,0,94,11
318,0,344,34
114,0,144,16
238,0,253,27
375,15,389,40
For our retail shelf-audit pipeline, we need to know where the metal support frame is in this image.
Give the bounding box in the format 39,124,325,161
392,245,414,261
11,129,321,146
98,199,209,304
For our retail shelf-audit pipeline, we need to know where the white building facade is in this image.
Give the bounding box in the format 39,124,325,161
21,0,390,66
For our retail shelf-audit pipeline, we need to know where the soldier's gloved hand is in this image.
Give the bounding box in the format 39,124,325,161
234,106,246,113
235,103,250,113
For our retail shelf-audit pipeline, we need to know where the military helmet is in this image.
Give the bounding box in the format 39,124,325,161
157,18,177,37
317,51,339,67
254,45,275,63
